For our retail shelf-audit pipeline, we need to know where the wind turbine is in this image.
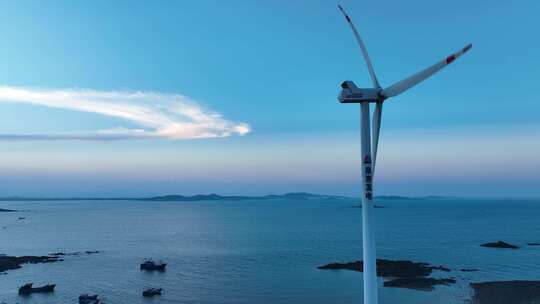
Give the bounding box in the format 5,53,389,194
336,5,471,304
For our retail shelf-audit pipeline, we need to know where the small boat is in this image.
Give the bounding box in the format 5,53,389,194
142,288,162,297
140,259,166,271
79,294,99,304
18,283,55,295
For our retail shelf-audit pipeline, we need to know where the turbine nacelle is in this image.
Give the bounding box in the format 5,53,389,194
338,81,382,103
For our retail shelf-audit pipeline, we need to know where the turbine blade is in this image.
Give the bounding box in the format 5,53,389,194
338,5,380,88
371,102,383,176
381,44,472,98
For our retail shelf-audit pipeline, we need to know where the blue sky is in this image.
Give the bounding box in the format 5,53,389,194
0,0,538,197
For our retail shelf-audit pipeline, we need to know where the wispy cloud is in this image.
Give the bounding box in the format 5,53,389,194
0,86,250,141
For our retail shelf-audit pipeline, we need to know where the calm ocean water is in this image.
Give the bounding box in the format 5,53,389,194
1,198,539,304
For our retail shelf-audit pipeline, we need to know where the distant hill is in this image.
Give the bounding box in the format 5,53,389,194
142,192,350,201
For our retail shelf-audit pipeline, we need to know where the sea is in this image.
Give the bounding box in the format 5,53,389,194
1,197,539,304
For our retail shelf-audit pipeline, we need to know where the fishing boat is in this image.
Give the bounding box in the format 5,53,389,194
142,288,163,297
18,283,55,295
140,259,166,271
79,294,99,304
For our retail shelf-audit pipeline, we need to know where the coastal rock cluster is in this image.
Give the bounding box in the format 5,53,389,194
470,281,540,304
383,277,456,290
318,239,540,302
0,254,60,273
0,251,102,274
318,259,454,291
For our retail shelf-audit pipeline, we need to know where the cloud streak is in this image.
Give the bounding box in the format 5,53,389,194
0,86,250,141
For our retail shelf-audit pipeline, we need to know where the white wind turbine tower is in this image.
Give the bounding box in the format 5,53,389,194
336,5,471,304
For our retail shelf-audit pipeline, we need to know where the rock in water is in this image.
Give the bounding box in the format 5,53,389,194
318,259,454,291
318,261,362,271
318,259,450,277
471,281,540,304
0,255,60,272
384,277,456,291
480,241,519,249
461,268,479,272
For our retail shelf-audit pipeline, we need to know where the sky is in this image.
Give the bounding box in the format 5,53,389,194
0,0,538,197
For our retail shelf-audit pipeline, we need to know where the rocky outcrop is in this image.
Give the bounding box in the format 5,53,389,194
0,255,60,272
50,250,101,257
318,259,454,291
318,259,449,277
460,268,479,272
480,241,519,249
470,281,540,304
384,277,456,291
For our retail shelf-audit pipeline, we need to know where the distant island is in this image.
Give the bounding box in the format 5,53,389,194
0,192,350,202
0,193,453,202
375,195,451,200
142,192,350,201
